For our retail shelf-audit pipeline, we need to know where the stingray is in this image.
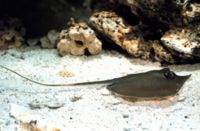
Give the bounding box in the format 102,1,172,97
0,65,191,98
106,68,191,98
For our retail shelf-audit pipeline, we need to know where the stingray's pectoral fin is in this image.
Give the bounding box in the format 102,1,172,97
106,83,115,91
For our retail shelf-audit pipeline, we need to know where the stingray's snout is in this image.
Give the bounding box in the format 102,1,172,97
183,74,191,79
179,74,191,82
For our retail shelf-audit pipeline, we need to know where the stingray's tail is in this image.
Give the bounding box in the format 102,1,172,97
0,65,113,86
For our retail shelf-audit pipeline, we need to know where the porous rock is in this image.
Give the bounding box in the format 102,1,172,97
182,3,200,24
116,0,193,26
0,17,25,49
161,27,200,59
57,22,102,56
150,40,175,64
89,11,151,59
0,30,24,49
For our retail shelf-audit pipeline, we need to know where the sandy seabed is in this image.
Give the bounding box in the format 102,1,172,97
0,46,200,131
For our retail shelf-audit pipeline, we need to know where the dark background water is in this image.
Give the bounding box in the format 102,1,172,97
0,0,90,37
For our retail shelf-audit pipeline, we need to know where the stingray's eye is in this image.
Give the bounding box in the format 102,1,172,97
164,70,175,79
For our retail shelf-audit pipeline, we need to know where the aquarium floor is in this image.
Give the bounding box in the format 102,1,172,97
0,47,200,131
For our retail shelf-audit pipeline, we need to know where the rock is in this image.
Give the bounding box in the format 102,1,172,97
116,0,190,26
182,3,200,24
40,36,51,48
161,27,200,60
47,30,59,47
40,30,59,49
0,30,24,49
27,39,39,47
10,103,61,131
57,21,102,56
0,17,25,49
29,99,65,109
89,11,151,59
70,96,82,102
0,17,26,36
150,40,175,64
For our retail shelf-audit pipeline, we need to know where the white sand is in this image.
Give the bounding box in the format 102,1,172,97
0,46,199,131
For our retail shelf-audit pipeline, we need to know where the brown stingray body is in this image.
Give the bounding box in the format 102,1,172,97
106,68,191,98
